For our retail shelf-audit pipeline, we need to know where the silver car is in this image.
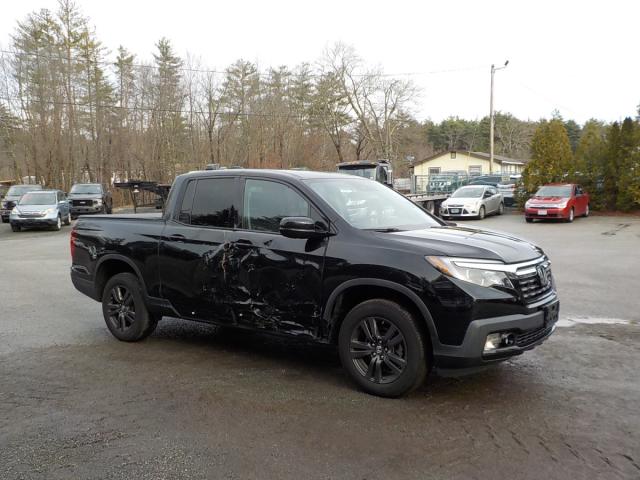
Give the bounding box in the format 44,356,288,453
440,185,504,220
9,189,72,232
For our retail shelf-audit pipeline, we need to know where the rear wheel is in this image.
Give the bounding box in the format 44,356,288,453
64,212,71,225
101,273,157,342
338,299,428,397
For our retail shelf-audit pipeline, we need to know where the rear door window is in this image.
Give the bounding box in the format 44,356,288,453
186,178,237,228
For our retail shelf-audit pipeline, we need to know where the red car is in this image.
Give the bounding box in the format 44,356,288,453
524,183,589,223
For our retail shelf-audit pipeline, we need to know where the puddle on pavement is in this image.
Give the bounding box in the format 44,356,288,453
557,316,635,327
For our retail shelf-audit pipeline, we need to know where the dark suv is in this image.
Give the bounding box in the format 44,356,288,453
68,183,112,217
70,170,559,397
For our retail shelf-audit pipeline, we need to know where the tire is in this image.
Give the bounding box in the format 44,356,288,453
11,223,21,232
338,299,428,398
64,212,71,225
101,272,158,342
566,207,575,223
584,204,590,217
525,217,534,223
51,214,62,231
425,201,435,215
477,206,486,220
498,203,504,215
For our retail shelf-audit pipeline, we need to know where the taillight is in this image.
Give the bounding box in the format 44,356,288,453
70,229,77,258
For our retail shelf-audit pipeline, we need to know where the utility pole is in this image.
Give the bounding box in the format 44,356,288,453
489,60,509,174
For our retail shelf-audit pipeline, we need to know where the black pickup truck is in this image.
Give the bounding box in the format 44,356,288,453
71,169,559,397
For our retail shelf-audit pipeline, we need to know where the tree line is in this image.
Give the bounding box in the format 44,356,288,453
520,114,640,211
0,1,637,211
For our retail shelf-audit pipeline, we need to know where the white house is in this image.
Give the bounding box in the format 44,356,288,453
412,150,527,176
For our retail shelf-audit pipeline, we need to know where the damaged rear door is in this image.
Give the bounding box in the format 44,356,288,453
224,178,329,337
159,176,239,322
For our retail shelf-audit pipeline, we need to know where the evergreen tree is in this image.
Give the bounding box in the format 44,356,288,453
615,117,640,210
575,120,607,208
521,119,574,195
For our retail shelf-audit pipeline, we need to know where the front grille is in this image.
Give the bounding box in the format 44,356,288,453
19,212,44,218
515,263,553,303
516,324,553,347
72,199,93,207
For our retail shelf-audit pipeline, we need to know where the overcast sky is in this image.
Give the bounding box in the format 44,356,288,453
1,0,638,124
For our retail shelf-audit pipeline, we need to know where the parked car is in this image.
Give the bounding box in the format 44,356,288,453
440,185,504,219
467,174,506,187
68,183,112,217
1,184,43,223
524,183,589,223
496,175,522,207
9,189,71,231
70,170,559,398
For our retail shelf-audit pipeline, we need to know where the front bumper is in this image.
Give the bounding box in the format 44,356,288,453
10,217,59,227
525,206,569,219
440,206,481,217
71,205,103,215
434,297,559,370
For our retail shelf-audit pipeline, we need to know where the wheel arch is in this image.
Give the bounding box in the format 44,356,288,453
324,278,439,350
94,255,146,301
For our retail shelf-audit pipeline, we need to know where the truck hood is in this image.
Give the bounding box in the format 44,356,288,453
15,204,56,214
386,226,542,264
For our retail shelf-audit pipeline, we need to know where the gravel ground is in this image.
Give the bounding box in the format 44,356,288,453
1,213,639,480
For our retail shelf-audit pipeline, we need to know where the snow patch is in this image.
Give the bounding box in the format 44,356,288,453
557,316,634,327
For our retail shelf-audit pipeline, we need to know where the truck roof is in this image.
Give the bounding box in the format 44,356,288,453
180,169,355,181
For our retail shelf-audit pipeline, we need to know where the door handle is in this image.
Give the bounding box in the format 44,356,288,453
169,234,186,242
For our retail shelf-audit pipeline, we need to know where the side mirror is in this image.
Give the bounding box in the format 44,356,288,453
279,217,328,239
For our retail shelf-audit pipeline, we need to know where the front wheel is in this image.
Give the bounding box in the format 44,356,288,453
477,206,486,220
525,217,534,223
338,299,428,397
64,212,71,225
498,203,505,215
51,214,62,231
584,204,590,217
11,223,21,232
101,273,158,342
566,207,575,223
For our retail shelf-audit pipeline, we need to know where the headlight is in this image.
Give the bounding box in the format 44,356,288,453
94,199,103,205
426,256,514,289
43,208,55,215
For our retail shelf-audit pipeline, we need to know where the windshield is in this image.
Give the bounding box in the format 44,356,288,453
451,187,485,198
7,185,41,196
19,192,56,205
306,177,441,231
338,167,376,180
535,185,572,197
70,184,102,194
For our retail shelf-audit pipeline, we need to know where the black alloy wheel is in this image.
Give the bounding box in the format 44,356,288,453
349,317,408,384
339,299,428,397
106,285,137,334
101,272,157,341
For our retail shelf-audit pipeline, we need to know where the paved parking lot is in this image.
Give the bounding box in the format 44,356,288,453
1,213,639,479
